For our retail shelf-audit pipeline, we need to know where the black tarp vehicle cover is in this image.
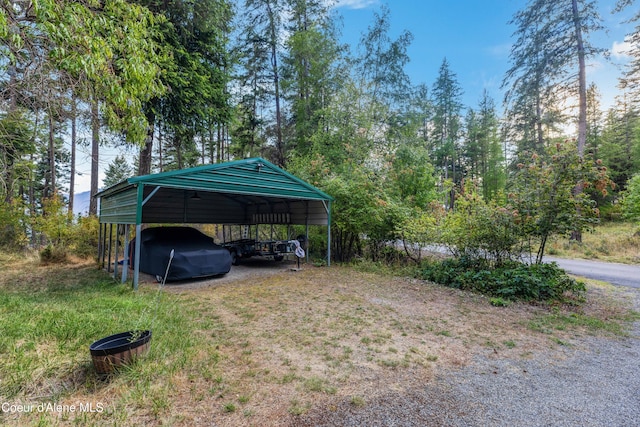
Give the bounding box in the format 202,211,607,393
129,227,232,281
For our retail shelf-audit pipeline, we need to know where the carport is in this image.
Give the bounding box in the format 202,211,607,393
95,157,333,290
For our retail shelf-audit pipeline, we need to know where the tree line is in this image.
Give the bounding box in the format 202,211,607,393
1,0,639,262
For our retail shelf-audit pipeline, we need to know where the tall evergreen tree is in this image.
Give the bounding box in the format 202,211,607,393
431,58,464,204
504,0,605,158
134,0,233,174
237,0,286,166
281,0,344,159
357,5,413,110
615,0,640,105
464,90,505,200
600,97,640,191
103,155,133,189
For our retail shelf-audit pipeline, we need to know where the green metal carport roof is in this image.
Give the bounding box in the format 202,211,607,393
95,157,333,289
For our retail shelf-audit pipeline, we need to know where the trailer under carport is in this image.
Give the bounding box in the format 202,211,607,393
95,157,333,289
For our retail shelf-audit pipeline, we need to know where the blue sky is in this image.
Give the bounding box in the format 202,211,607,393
334,0,634,110
73,0,634,196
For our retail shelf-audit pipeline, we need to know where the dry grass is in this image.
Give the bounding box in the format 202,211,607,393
155,266,636,426
1,257,637,426
546,221,640,264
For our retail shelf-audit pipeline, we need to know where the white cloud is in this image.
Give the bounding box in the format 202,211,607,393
487,42,511,58
333,0,378,9
611,40,633,60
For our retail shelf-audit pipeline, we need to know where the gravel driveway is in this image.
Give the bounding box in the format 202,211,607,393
294,287,640,427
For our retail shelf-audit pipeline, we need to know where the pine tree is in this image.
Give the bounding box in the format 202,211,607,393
431,58,464,205
504,0,605,157
103,155,134,189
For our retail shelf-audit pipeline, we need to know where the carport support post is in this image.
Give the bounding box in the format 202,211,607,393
133,183,144,291
327,201,331,266
133,224,142,290
121,224,130,283
113,224,119,279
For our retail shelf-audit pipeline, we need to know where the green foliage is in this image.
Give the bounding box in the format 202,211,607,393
389,144,437,209
39,243,68,264
36,0,168,144
622,174,640,229
0,199,28,249
69,215,101,258
508,140,614,263
320,162,387,262
420,258,586,303
103,155,133,188
33,196,74,252
395,203,444,263
441,183,522,266
32,197,100,260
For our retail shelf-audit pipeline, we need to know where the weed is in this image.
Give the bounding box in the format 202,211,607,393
289,399,310,415
350,395,366,407
490,297,511,307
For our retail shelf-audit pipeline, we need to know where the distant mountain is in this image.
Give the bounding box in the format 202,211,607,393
72,191,91,216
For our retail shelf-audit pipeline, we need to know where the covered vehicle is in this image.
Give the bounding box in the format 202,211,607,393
129,226,231,281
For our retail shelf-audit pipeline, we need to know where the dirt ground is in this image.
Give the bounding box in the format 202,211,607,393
136,257,304,291
126,259,636,426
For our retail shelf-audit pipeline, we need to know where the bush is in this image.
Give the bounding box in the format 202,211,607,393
420,258,585,303
0,200,28,249
69,215,100,258
441,185,523,267
39,243,68,264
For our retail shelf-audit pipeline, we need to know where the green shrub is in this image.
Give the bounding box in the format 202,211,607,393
39,243,68,264
0,200,28,249
69,215,100,258
420,258,585,303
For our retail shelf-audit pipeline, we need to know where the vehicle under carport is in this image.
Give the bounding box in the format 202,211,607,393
95,157,333,290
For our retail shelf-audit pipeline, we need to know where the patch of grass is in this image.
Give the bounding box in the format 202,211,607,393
289,399,311,416
0,255,201,424
547,221,640,264
528,310,639,337
303,376,337,394
350,395,366,407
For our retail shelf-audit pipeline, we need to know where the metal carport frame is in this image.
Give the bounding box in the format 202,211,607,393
95,157,333,290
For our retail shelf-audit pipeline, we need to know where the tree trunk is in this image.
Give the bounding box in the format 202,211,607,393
138,110,155,176
48,114,56,199
89,98,99,215
267,2,284,167
69,95,77,214
570,0,587,242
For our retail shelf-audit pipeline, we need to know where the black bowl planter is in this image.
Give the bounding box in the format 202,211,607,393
89,330,152,375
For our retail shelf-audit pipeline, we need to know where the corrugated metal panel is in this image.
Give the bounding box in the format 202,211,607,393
97,158,332,226
98,187,138,224
129,158,333,201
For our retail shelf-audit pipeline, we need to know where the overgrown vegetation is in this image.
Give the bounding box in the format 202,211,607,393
420,258,586,303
